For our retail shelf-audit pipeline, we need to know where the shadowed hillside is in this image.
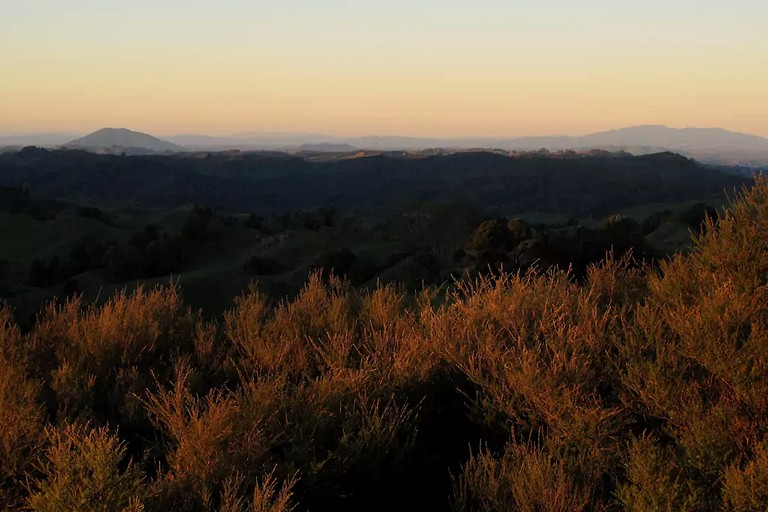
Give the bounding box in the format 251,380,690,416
0,148,748,218
0,148,745,322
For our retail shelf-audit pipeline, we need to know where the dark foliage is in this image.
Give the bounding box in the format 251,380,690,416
0,150,747,217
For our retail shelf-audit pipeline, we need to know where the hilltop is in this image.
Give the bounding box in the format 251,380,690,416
64,128,184,154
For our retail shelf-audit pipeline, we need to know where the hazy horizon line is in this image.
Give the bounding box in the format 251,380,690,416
3,123,768,141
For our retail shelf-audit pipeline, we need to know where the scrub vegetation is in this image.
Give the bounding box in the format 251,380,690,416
1,173,766,511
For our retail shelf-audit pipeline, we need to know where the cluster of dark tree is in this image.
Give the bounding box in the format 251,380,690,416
28,207,214,288
462,215,648,274
239,208,443,287
461,202,719,277
2,178,768,511
25,203,346,291
238,208,345,277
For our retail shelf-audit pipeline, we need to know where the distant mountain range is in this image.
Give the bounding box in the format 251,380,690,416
0,133,82,147
2,125,768,165
165,126,768,165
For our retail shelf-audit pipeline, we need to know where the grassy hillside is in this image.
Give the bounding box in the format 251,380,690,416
0,147,747,323
0,175,731,325
1,177,768,511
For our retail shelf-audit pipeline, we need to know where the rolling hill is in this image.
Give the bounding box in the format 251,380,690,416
0,148,749,218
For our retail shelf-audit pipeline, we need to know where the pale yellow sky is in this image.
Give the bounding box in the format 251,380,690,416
2,1,767,137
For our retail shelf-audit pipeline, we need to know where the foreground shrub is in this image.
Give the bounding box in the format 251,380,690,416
621,176,768,505
145,369,273,509
616,436,705,512
26,284,198,428
219,470,298,512
436,258,643,507
28,424,144,511
452,442,592,512
722,437,768,511
0,307,45,508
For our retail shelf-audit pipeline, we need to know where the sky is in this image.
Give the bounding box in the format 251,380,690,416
2,0,767,137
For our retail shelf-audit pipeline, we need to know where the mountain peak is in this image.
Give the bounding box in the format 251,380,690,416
92,127,136,135
64,128,183,154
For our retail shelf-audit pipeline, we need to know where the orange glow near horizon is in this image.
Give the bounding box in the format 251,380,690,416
2,1,767,138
